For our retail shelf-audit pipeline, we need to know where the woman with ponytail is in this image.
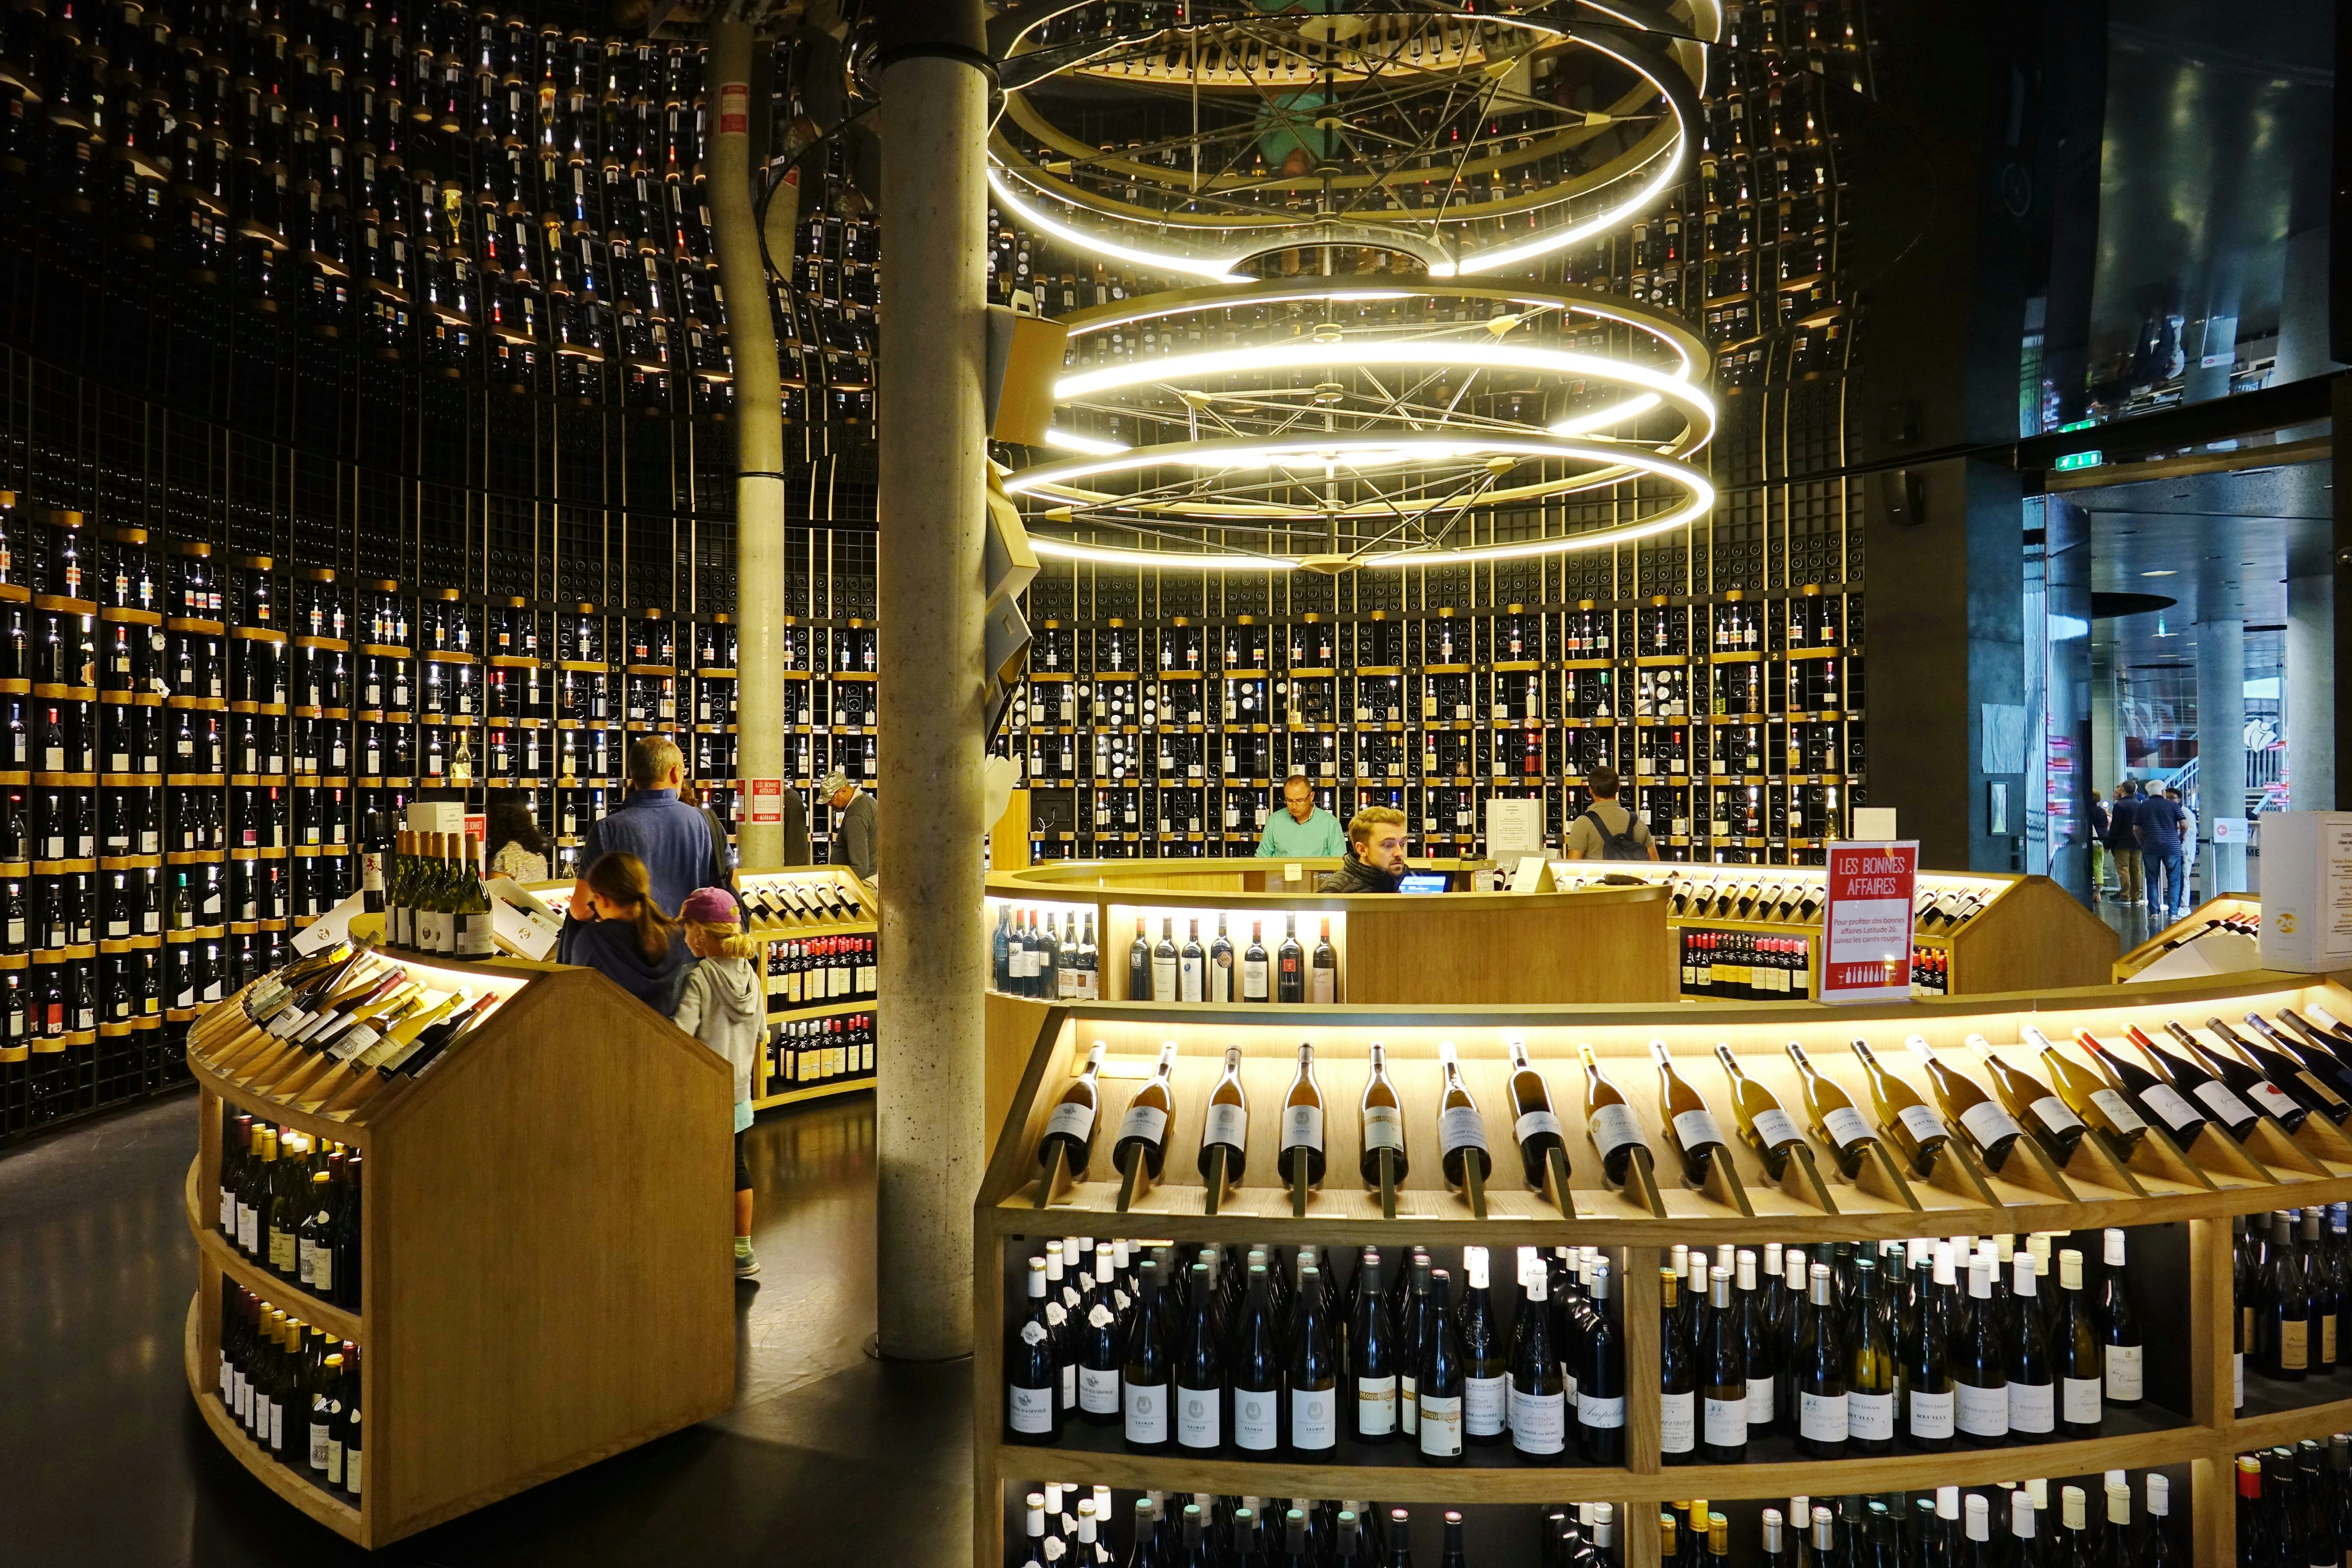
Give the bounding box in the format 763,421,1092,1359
671,887,766,1278
558,851,692,1012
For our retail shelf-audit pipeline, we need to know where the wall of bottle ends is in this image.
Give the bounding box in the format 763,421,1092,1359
998,1475,2200,1568
1002,593,1861,867
0,0,889,423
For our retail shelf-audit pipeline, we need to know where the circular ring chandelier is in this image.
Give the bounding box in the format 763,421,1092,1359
989,2,1718,573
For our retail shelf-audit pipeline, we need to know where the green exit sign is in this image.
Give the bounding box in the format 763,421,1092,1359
2055,450,2103,472
2057,417,2099,432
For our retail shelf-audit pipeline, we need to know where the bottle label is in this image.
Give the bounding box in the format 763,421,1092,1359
2006,1378,2055,1433
2061,1375,2101,1424
1417,1393,1462,1456
1280,1105,1324,1152
1954,1380,2009,1436
1513,1109,1563,1146
1202,1102,1247,1151
2025,1094,2084,1134
459,912,496,956
1659,1389,1695,1453
268,1227,297,1274
1509,1387,1566,1452
1078,1366,1120,1415
312,1246,332,1295
1894,1103,1948,1145
1007,1382,1055,1434
1907,1384,1955,1439
1585,1101,1646,1157
1361,1105,1405,1154
297,1237,316,1286
2279,1317,2311,1371
1115,1105,1167,1148
1355,1374,1397,1435
1121,1381,1167,1443
2103,1343,2144,1401
1041,1102,1095,1144
1957,1099,2024,1149
1798,1389,1847,1441
1746,1372,1776,1426
1821,1104,1874,1149
2247,1080,2302,1121
1671,1107,1727,1153
1438,1105,1488,1155
1311,967,1335,1004
1242,958,1268,998
2234,1351,2244,1408
1179,957,1203,1002
2138,1084,2203,1133
1749,1107,1803,1149
1176,1384,1221,1449
1289,1386,1336,1450
1575,1389,1625,1429
1464,1374,1508,1436
1400,1373,1417,1434
1703,1393,1747,1447
1232,1387,1278,1451
1847,1388,1895,1442
1151,957,1176,999
2087,1087,2148,1134
2193,1079,2259,1124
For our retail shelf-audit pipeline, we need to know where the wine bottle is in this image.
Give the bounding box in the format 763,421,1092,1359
2244,1011,2352,1106
1176,919,1204,1002
1208,914,1233,1002
1457,1246,1507,1446
1277,1042,1325,1190
1504,1037,1570,1191
1241,920,1269,1003
1285,1261,1338,1459
1228,1262,1281,1455
1658,1264,1696,1466
1792,1260,1846,1457
1784,1040,1881,1177
2130,1022,2263,1137
1075,1244,1123,1427
1715,1042,1807,1179
1150,918,1177,1003
1119,1256,1172,1451
1905,1033,2025,1170
1952,1255,2008,1446
1276,915,1305,1003
1126,922,1150,1001
1357,1042,1410,1187
1902,1243,1956,1451
1171,1261,1222,1453
1415,1267,1463,1464
2266,1210,2311,1379
1006,1257,1063,1443
1651,1038,1730,1183
1577,1042,1650,1185
1508,1262,1566,1462
2072,1027,2207,1148
2023,1024,2148,1158
2003,1251,2054,1438
1848,1037,1951,1176
1197,1045,1248,1188
2049,1246,2102,1436
1845,1255,1896,1455
1348,1249,1398,1444
2211,1014,2350,1120
1577,1261,1625,1464
1112,1041,1178,1185
1037,1041,1107,1183
2096,1228,2144,1406
1700,1260,1748,1463
1433,1041,1491,1194
2171,1018,2309,1128
1311,917,1338,1003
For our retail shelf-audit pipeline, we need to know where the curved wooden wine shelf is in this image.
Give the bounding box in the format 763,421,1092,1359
181,1293,366,1544
183,1155,364,1342
977,965,2352,1568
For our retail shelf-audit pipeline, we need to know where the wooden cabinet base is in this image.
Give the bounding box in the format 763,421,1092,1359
182,1294,367,1544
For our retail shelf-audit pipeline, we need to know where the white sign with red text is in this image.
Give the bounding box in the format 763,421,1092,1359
1820,840,1920,1004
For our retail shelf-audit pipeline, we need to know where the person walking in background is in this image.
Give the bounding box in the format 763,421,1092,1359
1254,774,1347,858
558,851,693,1012
578,737,723,916
485,790,551,883
1561,766,1658,861
821,769,877,882
2136,782,2192,924
2086,790,2110,897
2108,780,2145,910
671,887,766,1280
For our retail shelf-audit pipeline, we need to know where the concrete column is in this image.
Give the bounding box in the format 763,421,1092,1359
874,39,987,1360
2196,618,2246,897
708,18,790,867
2288,572,2335,810
2090,649,2119,801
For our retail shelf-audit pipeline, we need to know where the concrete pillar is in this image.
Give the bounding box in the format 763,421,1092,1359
874,33,987,1360
708,18,790,867
2196,618,2246,897
2289,572,2335,810
2090,649,2119,801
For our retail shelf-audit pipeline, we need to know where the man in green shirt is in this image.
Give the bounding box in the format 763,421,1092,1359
1254,774,1348,858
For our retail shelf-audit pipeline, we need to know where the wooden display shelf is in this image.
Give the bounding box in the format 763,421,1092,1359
182,951,734,1549
2116,892,2263,981
751,1076,873,1112
975,968,2352,1568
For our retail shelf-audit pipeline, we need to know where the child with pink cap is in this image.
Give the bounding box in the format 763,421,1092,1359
671,886,766,1279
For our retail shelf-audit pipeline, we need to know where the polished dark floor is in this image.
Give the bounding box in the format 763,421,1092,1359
0,1091,972,1568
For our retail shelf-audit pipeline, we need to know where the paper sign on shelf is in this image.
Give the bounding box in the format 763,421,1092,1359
745,778,787,824
1819,839,1919,1004
292,892,368,955
1508,855,1555,893
2258,813,2352,972
492,897,561,961
1485,796,1547,863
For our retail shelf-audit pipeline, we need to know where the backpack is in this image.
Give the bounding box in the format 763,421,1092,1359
1579,805,1649,861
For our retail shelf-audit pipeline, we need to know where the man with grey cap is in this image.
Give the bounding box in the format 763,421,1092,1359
821,769,877,882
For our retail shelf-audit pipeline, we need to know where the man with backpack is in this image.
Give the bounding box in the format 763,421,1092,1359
1562,766,1658,861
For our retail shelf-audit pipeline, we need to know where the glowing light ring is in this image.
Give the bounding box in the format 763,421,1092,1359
989,8,1694,280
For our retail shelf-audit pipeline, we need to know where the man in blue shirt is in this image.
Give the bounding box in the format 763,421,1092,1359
2135,783,2191,924
576,736,724,917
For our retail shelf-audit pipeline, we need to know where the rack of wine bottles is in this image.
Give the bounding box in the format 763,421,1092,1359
2117,895,2266,983
183,937,734,1547
739,867,876,1108
977,974,2352,1567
